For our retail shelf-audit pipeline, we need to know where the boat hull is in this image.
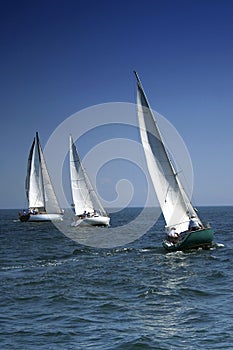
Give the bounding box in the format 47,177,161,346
162,228,214,252
72,215,110,227
19,213,63,222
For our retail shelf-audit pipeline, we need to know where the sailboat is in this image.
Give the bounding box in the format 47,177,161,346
134,71,214,251
19,132,64,222
69,134,110,226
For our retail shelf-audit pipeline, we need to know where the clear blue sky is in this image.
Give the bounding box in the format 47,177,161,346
1,0,233,209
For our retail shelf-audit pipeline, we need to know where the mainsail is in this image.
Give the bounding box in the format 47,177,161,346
69,135,108,217
25,132,62,214
134,71,200,233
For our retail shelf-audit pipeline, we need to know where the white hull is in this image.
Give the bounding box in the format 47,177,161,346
20,213,63,222
72,215,110,227
29,213,63,221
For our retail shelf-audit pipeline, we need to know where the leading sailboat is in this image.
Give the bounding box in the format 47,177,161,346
134,71,214,251
19,132,64,222
69,134,110,226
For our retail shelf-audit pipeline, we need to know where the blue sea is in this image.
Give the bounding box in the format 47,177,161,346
0,207,232,350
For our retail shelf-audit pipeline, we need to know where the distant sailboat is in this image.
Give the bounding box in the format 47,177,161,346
69,134,110,226
19,132,63,222
134,71,214,251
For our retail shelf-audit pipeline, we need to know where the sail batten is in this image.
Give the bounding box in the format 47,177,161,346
135,72,201,233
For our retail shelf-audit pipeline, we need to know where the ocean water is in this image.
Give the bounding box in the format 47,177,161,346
0,207,232,350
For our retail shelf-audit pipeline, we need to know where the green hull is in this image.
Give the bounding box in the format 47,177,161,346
162,228,214,252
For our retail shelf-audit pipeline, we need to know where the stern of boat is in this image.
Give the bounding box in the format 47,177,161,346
163,228,214,252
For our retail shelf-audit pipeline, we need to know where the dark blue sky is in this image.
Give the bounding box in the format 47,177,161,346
1,0,233,208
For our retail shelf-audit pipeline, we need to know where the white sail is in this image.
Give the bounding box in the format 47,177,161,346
27,138,44,208
135,72,201,233
69,135,108,217
26,132,62,214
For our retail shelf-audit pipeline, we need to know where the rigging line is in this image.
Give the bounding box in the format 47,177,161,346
172,166,194,216
172,153,194,205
